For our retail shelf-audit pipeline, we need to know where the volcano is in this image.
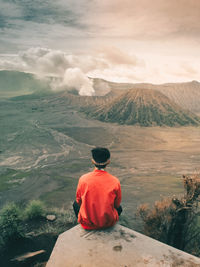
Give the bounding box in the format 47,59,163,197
85,88,200,126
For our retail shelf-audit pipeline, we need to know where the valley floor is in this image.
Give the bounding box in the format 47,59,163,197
1,96,200,230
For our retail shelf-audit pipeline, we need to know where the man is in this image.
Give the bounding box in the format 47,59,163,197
73,147,122,230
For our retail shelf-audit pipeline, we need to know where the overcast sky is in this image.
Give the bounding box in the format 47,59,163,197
0,0,200,84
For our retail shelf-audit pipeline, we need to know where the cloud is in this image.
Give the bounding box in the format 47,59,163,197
17,47,109,75
97,46,144,66
0,1,22,28
166,61,200,80
2,0,200,52
19,47,69,75
0,45,143,76
1,0,200,78
86,0,200,39
0,0,93,53
180,62,198,76
0,0,87,29
88,65,145,83
1,46,200,89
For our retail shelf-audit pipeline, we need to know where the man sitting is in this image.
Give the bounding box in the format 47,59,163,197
73,147,122,230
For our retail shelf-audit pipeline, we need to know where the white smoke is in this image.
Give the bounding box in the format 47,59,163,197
53,68,95,96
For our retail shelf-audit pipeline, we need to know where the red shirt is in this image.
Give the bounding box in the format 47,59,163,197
76,169,122,230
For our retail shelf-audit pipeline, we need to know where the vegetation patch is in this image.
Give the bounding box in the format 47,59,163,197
24,200,45,220
0,200,77,267
138,174,200,257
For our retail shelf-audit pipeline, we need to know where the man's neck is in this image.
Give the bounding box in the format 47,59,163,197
95,167,106,171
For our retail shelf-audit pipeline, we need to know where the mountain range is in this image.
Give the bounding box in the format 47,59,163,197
1,70,200,126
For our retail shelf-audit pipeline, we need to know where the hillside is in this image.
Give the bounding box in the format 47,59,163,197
84,88,200,126
155,81,200,114
0,70,51,97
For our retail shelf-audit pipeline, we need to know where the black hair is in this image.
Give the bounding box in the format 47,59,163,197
91,147,110,169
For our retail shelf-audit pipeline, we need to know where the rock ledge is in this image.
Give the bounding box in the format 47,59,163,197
46,224,200,267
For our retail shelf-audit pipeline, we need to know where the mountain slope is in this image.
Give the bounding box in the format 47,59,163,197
155,81,200,113
0,70,51,97
85,88,200,126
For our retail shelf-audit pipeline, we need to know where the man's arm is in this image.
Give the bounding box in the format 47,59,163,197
114,182,122,208
76,180,82,206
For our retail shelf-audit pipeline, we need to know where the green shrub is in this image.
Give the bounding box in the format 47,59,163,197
24,200,45,220
0,203,23,242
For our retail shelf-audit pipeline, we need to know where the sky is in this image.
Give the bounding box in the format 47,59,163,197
0,0,200,86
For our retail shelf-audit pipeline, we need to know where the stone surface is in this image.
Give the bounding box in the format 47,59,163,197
46,215,56,221
46,224,200,267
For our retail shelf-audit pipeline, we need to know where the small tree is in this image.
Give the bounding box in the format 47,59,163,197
138,174,200,256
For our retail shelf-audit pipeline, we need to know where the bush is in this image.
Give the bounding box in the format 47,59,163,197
24,200,45,220
138,174,200,256
0,203,23,243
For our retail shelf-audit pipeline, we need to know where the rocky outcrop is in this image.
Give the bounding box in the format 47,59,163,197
46,224,200,267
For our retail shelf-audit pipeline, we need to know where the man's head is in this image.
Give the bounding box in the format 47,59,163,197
91,147,110,169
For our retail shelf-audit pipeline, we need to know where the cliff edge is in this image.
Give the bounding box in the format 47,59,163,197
46,224,200,267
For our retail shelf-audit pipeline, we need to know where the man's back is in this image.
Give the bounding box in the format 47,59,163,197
76,169,121,230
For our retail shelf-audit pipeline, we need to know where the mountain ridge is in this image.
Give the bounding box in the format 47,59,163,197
1,70,200,114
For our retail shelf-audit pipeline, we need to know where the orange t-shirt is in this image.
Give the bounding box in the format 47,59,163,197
76,169,122,230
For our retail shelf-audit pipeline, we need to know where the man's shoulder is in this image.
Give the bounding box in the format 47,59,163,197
105,171,120,184
79,171,93,181
79,170,120,185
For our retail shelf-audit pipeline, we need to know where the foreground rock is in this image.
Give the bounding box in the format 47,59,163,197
46,215,56,221
46,224,200,267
